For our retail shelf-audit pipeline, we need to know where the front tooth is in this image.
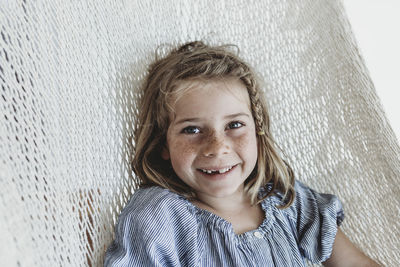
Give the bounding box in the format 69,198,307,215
201,167,233,174
219,167,231,174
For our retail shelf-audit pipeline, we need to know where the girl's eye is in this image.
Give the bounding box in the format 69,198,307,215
227,121,244,129
181,126,200,134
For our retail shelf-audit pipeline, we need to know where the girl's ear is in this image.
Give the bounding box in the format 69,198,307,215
161,145,170,160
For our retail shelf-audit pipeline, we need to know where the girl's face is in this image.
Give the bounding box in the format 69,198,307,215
162,78,258,201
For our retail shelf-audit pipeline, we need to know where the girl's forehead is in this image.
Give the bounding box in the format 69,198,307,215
172,77,250,104
168,78,252,119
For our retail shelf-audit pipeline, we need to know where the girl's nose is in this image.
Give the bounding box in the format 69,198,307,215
201,131,230,157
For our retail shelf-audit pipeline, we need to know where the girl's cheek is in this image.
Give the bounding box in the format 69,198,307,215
168,138,198,173
170,138,198,155
234,131,256,149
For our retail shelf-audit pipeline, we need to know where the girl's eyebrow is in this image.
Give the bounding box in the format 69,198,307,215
225,112,250,119
174,112,250,125
174,117,200,125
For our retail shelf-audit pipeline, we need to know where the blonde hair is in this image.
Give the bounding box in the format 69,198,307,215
132,41,295,208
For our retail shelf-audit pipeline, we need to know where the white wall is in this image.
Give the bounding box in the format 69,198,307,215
343,0,400,142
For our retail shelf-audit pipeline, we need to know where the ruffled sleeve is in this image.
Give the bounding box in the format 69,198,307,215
104,187,199,267
285,180,344,264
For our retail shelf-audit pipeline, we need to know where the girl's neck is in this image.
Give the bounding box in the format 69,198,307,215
194,188,253,216
193,189,264,235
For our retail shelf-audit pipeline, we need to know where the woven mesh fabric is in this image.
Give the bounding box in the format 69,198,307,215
1,0,399,266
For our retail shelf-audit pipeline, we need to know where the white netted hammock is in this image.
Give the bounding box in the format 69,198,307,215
1,1,399,266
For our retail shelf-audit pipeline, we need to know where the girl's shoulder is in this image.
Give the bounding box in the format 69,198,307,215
106,186,201,266
262,180,345,263
121,186,191,219
274,179,345,226
113,186,199,244
260,180,344,223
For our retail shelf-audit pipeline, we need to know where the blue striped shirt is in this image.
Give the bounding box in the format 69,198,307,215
105,180,344,266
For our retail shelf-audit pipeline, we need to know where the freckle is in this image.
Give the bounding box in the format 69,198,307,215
176,139,196,153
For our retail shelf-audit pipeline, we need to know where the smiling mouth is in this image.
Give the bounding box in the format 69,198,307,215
197,165,237,175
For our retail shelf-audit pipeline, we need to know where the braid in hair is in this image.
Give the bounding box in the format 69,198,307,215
241,72,295,207
240,74,267,135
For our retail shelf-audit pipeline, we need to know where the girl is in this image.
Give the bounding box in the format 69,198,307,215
105,41,379,266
